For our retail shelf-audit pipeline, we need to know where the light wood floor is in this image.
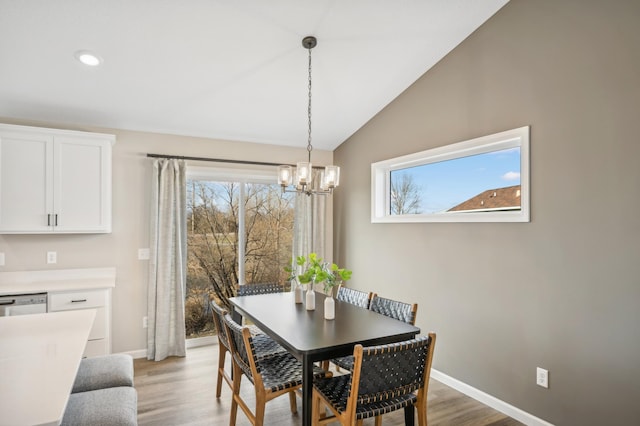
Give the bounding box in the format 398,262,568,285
134,345,523,426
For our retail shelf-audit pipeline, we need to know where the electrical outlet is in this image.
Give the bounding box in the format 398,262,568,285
138,248,150,260
47,251,57,264
143,316,148,329
537,367,549,388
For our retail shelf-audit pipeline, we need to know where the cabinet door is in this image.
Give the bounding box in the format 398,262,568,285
0,130,54,232
53,136,112,233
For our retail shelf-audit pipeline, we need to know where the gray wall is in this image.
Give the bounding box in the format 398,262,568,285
333,1,640,425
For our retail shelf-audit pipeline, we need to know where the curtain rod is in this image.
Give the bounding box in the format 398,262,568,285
146,153,324,169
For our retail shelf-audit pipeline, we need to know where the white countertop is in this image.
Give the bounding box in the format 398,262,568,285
0,267,116,295
0,309,96,426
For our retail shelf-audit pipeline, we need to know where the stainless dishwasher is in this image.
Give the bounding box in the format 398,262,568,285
0,293,47,316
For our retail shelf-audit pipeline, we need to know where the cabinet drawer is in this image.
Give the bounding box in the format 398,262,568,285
49,289,106,311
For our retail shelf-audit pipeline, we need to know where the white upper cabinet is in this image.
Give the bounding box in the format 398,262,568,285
0,123,115,233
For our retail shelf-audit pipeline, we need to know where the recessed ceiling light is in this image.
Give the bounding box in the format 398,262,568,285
74,50,103,67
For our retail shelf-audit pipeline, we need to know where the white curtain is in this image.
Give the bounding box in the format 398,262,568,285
293,168,327,291
147,159,187,361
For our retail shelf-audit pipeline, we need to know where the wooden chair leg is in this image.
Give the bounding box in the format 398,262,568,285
375,415,382,426
288,390,297,414
312,392,321,426
417,407,427,426
216,346,226,398
415,394,428,426
254,397,266,426
229,364,242,426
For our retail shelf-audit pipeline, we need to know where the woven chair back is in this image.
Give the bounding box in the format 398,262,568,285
222,314,259,380
336,286,372,309
237,282,289,296
356,336,432,404
210,300,230,350
369,295,417,325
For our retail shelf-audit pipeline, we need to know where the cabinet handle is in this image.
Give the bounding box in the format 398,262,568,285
71,299,87,303
47,214,51,226
55,214,58,226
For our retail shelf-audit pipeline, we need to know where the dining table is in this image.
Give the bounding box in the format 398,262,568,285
229,291,421,426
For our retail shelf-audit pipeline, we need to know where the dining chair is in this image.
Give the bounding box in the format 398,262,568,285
335,285,373,309
210,300,234,398
237,282,290,296
331,295,419,372
312,333,436,426
322,286,375,371
369,295,418,325
222,313,332,426
210,300,287,398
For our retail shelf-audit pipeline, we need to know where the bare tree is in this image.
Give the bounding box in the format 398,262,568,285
185,180,294,337
390,174,422,214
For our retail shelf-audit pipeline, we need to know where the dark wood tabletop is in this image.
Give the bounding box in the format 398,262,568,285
229,291,421,426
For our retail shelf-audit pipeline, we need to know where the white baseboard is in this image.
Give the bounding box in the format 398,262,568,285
430,369,554,426
121,348,147,359
186,336,216,348
118,337,217,360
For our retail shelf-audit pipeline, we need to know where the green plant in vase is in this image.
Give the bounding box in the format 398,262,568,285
295,253,325,287
321,262,353,295
293,253,352,317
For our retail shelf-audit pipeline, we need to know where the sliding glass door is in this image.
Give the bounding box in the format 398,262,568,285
185,168,294,338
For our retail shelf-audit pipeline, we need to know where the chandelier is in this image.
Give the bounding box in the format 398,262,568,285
277,36,340,196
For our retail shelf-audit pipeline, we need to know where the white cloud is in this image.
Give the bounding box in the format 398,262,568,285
502,171,520,181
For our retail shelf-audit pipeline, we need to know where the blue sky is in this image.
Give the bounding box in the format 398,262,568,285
391,147,521,214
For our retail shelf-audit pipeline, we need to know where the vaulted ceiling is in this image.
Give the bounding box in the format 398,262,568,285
0,1,509,150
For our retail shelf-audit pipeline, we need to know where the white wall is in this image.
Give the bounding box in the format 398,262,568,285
0,118,332,353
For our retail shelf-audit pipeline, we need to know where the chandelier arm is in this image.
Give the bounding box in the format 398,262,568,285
281,187,333,196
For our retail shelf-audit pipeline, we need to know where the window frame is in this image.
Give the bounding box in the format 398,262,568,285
371,126,530,223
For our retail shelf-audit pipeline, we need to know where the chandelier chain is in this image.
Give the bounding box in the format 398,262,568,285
276,36,338,196
307,45,313,162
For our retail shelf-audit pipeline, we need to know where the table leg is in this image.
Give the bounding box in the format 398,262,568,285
302,355,312,426
231,309,242,325
404,405,415,426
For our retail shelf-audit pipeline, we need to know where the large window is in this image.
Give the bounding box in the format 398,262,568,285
372,126,530,223
185,166,295,338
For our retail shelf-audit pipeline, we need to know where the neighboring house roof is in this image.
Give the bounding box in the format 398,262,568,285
448,185,521,212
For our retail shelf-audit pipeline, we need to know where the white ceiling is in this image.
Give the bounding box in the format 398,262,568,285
0,1,508,151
